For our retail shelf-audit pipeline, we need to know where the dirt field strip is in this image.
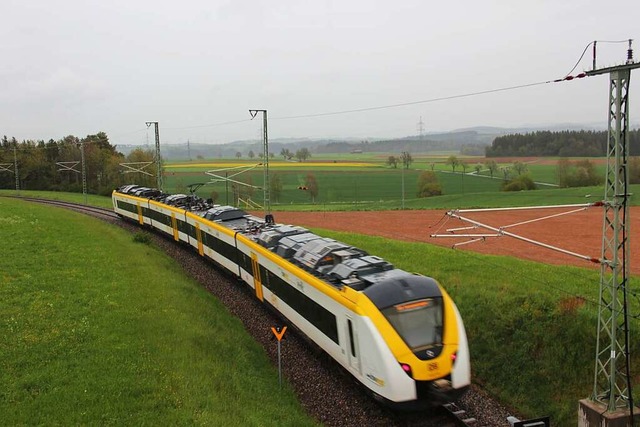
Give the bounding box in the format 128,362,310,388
271,207,639,276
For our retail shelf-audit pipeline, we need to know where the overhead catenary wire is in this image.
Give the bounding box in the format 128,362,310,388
270,80,556,121
111,42,609,137
3,40,628,142
564,39,631,77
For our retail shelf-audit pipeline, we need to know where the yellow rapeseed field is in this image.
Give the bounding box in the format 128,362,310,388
165,161,374,169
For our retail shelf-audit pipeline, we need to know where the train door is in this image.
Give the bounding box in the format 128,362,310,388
346,316,361,373
170,213,179,241
136,203,143,225
250,253,264,302
195,223,204,256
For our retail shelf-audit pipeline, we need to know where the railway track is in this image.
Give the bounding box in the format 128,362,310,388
8,196,119,220
10,195,510,426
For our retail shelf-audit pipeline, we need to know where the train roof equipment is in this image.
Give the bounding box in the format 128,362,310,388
293,238,367,273
326,255,403,290
257,225,308,250
275,232,322,259
201,206,263,232
203,206,248,222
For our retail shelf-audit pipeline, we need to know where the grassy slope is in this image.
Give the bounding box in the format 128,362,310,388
0,198,316,426
309,229,640,426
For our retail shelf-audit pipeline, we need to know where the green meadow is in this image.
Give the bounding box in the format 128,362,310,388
0,198,316,426
159,156,635,211
311,229,640,426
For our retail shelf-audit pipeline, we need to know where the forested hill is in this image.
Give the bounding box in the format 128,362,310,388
486,129,640,157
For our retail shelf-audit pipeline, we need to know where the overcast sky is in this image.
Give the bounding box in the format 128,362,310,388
2,0,639,146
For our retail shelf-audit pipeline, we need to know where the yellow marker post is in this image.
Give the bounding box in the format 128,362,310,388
271,326,287,388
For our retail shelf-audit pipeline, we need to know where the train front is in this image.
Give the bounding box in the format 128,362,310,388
362,275,470,409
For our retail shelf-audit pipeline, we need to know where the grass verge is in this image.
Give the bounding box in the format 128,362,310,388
310,228,640,426
0,198,316,426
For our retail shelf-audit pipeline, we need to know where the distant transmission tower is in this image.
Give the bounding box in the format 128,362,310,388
417,116,425,140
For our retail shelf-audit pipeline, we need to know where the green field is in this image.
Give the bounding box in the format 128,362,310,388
312,228,640,426
0,198,316,426
2,182,639,213
159,156,621,210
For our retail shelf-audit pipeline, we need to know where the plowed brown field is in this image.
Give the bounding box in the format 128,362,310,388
269,207,639,275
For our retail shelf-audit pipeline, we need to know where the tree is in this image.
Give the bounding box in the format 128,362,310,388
484,129,640,157
295,148,311,162
416,171,442,197
630,157,640,184
513,161,528,175
235,151,242,159
400,151,412,169
557,158,603,187
485,160,498,178
556,158,571,186
501,174,537,191
304,173,319,203
0,131,128,195
501,166,511,181
280,148,293,160
386,156,398,168
248,150,255,159
474,163,483,174
270,173,283,203
125,148,156,188
446,155,460,172
461,162,469,174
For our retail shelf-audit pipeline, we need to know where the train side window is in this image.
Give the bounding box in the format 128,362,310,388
348,319,356,357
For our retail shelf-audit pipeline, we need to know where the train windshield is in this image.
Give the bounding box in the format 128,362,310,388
382,298,443,351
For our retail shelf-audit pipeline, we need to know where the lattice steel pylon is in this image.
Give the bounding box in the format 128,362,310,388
146,121,162,190
249,109,271,216
587,53,639,412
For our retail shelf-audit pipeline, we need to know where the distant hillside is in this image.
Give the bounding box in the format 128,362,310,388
116,123,635,159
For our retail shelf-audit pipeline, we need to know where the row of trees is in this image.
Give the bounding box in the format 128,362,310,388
279,147,312,162
486,130,640,157
0,133,156,196
386,152,413,169
234,150,275,160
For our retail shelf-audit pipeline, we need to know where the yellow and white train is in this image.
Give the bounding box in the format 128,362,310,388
112,185,470,408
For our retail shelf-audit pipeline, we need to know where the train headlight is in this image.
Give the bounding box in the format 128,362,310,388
400,363,413,378
451,352,457,365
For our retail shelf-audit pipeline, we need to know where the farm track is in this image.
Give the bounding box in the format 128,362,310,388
12,196,514,426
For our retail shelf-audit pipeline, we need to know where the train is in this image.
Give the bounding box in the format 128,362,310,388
112,184,470,408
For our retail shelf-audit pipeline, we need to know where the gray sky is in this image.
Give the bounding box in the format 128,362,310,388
2,0,639,146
